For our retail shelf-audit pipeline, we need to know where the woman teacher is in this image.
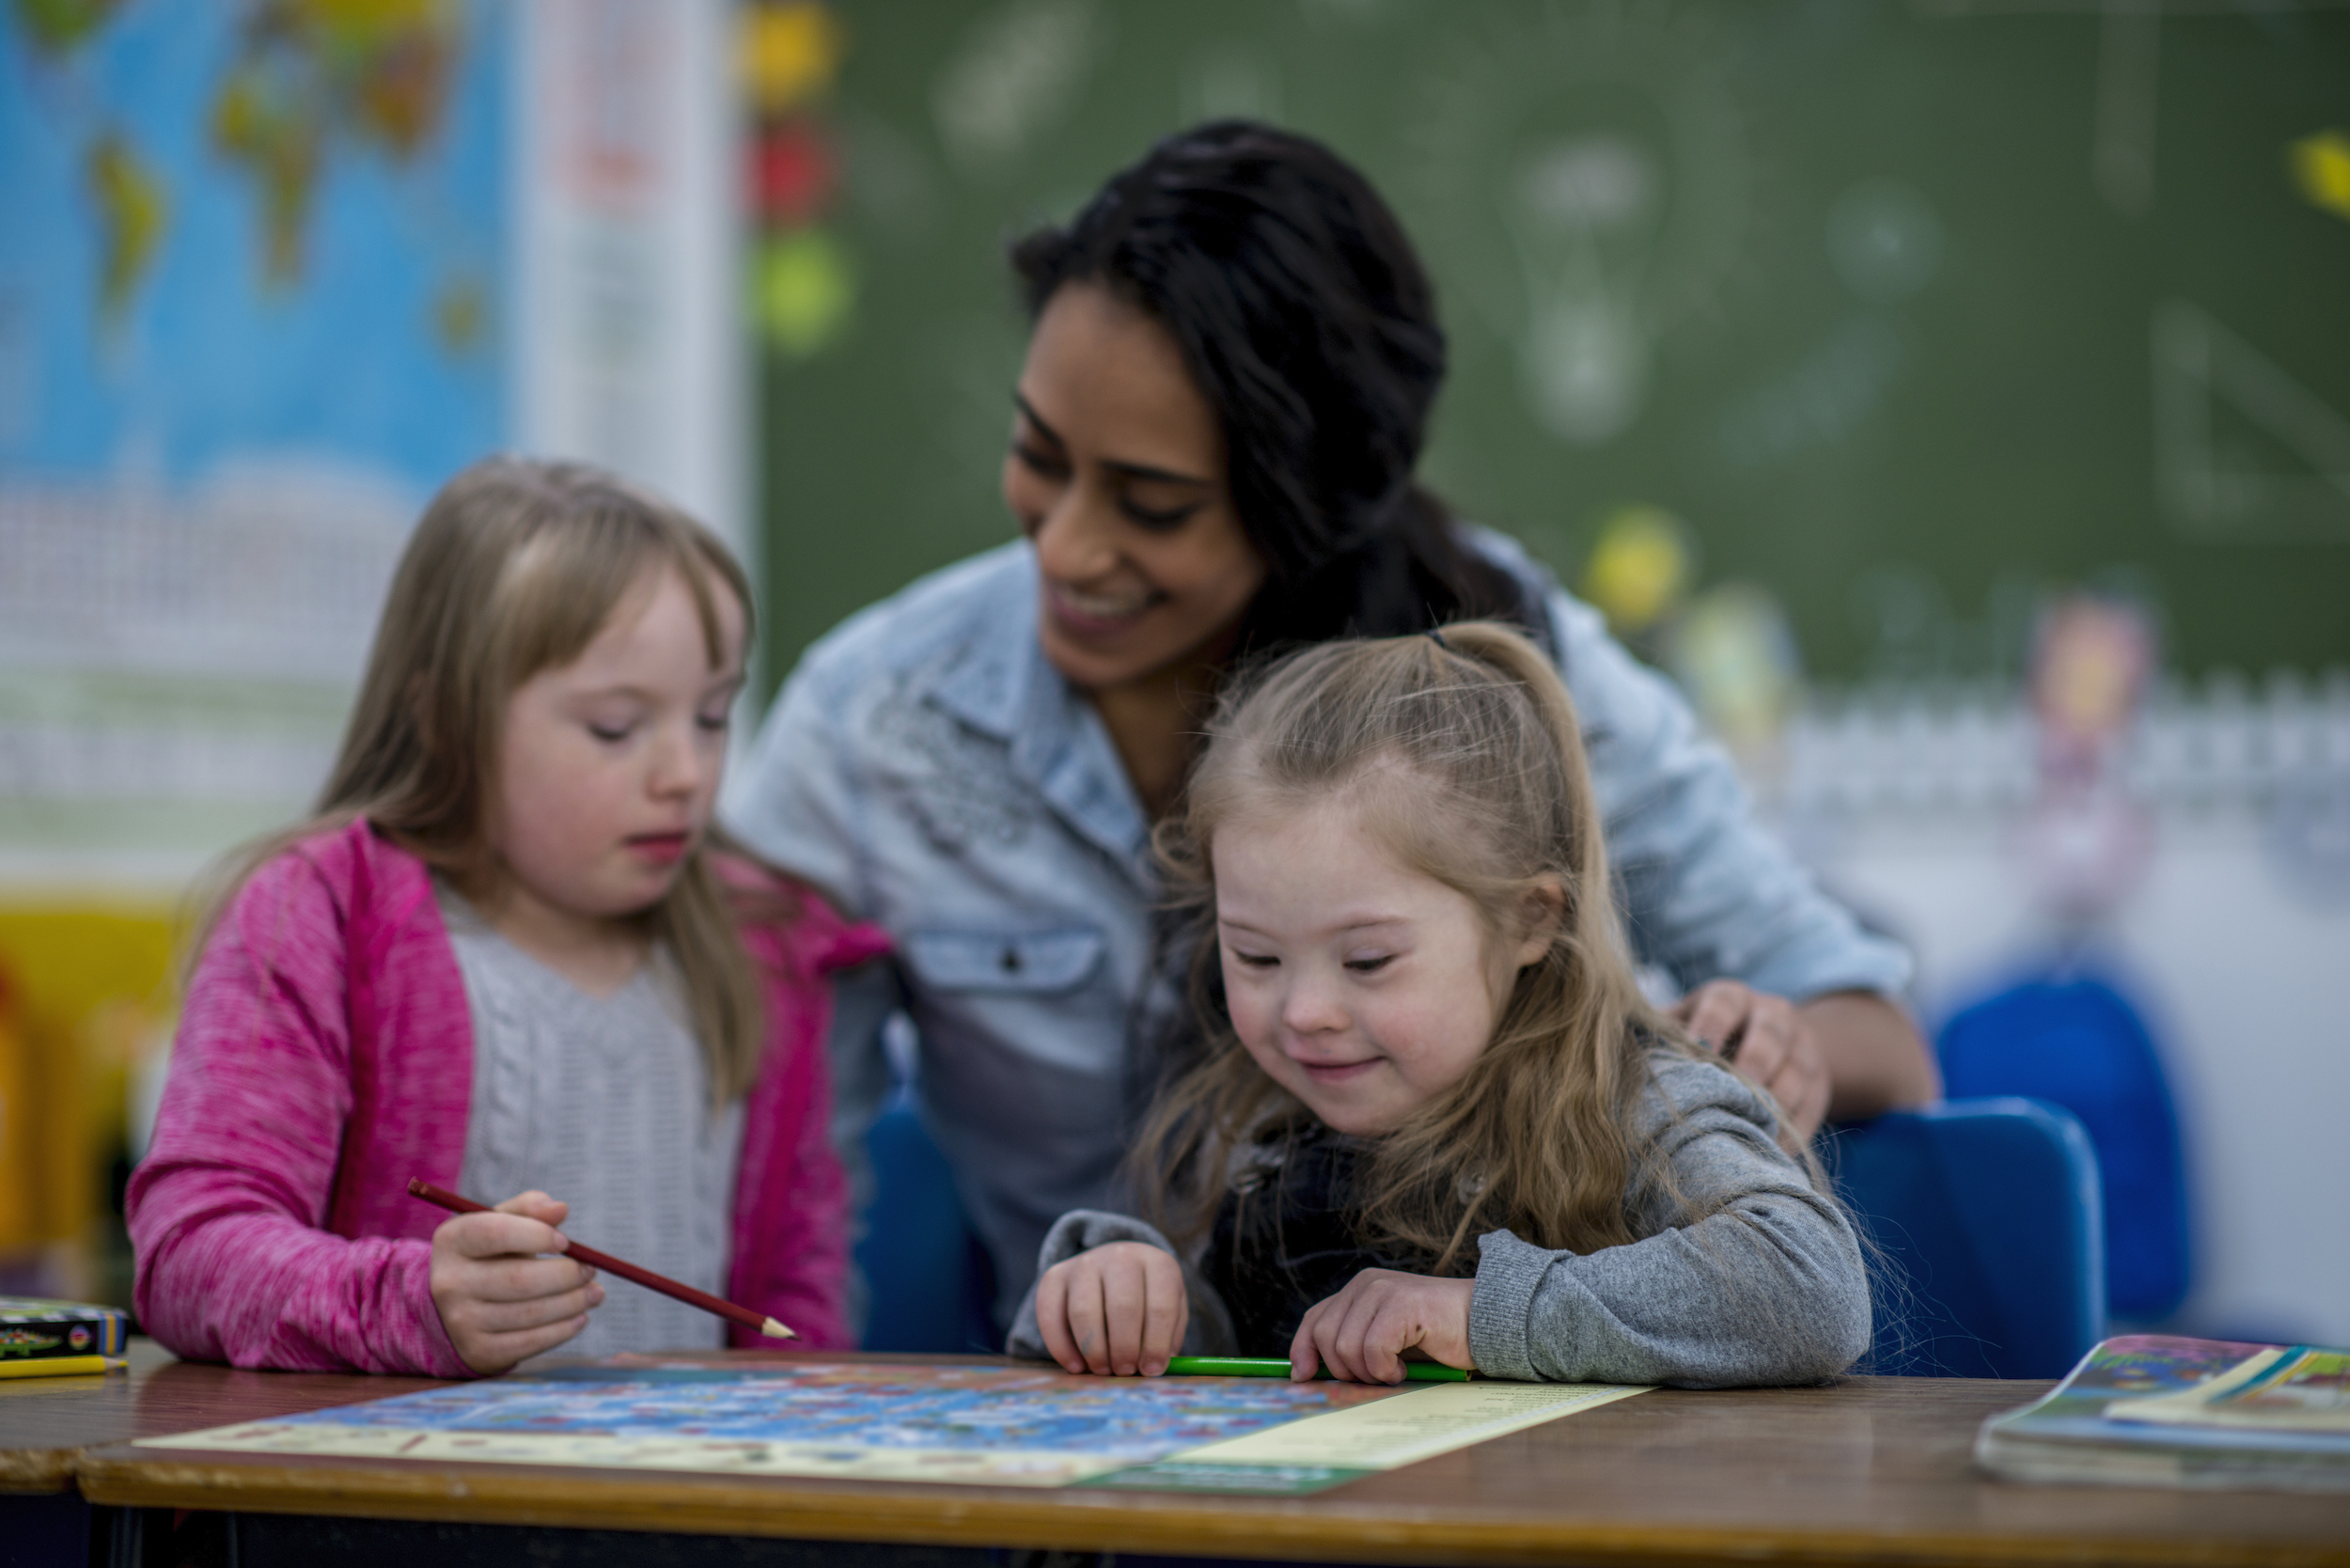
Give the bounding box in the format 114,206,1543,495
725,122,1938,1321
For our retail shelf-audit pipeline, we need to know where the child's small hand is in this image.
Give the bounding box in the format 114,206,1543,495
429,1189,604,1375
1291,1269,1476,1384
1032,1242,1189,1376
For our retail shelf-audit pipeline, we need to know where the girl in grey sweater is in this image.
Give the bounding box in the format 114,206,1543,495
1010,623,1872,1388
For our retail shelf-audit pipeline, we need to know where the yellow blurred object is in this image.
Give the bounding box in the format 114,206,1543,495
743,1,843,117
86,130,167,321
2291,129,2350,222
0,909,177,1284
1578,506,1694,637
432,273,486,353
15,0,132,54
0,1356,118,1379
755,229,855,357
2033,597,2154,751
1668,584,1804,758
0,976,34,1252
294,0,446,25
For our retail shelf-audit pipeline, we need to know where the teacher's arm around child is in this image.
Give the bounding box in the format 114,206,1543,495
129,459,884,1377
1014,622,1872,1388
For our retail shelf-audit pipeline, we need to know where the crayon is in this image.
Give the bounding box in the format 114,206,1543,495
1161,1355,1470,1382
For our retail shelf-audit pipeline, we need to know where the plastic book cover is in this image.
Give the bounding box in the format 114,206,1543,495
1977,1335,2350,1492
2109,1346,2350,1434
0,1296,132,1359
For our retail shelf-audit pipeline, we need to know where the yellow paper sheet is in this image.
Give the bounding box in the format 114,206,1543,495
1177,1378,1651,1469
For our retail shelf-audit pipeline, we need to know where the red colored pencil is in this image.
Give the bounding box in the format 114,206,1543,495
408,1179,797,1342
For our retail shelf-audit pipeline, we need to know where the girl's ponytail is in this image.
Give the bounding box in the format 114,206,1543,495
1419,621,1626,979
1426,623,1580,778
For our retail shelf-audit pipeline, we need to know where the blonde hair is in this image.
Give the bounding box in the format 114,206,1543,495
191,456,781,1101
1136,620,1712,1272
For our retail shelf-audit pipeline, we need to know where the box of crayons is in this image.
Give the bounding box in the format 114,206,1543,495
0,1295,132,1378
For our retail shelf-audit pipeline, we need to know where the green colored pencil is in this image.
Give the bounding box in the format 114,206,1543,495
1161,1355,1471,1383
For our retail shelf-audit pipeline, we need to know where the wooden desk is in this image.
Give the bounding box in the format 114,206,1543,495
41,1350,2348,1567
0,1341,220,1493
0,1339,453,1495
1,1337,456,1566
1,1338,457,1568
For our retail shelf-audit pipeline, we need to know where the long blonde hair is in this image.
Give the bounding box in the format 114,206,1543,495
1136,620,1711,1272
190,456,779,1101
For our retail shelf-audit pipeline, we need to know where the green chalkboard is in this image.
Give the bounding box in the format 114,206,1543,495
755,0,2350,690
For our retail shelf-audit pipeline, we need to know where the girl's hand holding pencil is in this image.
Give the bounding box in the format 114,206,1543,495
413,1180,798,1374
426,1189,604,1375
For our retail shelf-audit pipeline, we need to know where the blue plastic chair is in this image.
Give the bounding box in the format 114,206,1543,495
1936,973,2192,1322
852,1091,999,1354
1826,1098,2106,1379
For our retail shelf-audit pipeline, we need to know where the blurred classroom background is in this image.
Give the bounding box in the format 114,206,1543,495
2,1,2345,1346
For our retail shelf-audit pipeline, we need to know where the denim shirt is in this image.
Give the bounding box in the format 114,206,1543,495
723,531,1909,1322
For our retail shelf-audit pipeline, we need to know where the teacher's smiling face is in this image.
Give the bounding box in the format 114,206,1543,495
1003,281,1268,693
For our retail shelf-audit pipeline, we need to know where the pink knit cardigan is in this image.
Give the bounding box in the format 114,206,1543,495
127,819,888,1376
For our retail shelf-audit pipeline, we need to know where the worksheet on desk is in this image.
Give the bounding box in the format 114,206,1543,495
139,1360,1650,1495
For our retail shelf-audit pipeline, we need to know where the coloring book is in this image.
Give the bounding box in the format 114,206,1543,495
1977,1336,2350,1492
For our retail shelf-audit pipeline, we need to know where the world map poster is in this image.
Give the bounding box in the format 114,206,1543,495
0,0,509,881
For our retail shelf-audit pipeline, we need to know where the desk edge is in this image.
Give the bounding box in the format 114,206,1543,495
70,1448,2350,1568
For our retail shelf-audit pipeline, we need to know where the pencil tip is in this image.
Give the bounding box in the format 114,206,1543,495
763,1318,798,1341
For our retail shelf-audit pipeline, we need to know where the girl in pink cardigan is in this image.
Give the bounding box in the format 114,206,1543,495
129,459,884,1377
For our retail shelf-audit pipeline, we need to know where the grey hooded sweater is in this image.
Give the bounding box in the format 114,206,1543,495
1006,1051,1872,1387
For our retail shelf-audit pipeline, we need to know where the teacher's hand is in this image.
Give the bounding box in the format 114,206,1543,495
1673,980,1831,1149
429,1189,603,1375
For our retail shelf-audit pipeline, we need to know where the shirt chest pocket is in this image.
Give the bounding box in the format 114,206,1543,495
902,927,1107,996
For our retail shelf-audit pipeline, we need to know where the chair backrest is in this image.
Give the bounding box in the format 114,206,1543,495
1936,973,2192,1322
854,1091,1000,1354
1826,1098,2106,1379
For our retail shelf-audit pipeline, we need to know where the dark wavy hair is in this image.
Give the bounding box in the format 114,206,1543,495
1009,120,1533,651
